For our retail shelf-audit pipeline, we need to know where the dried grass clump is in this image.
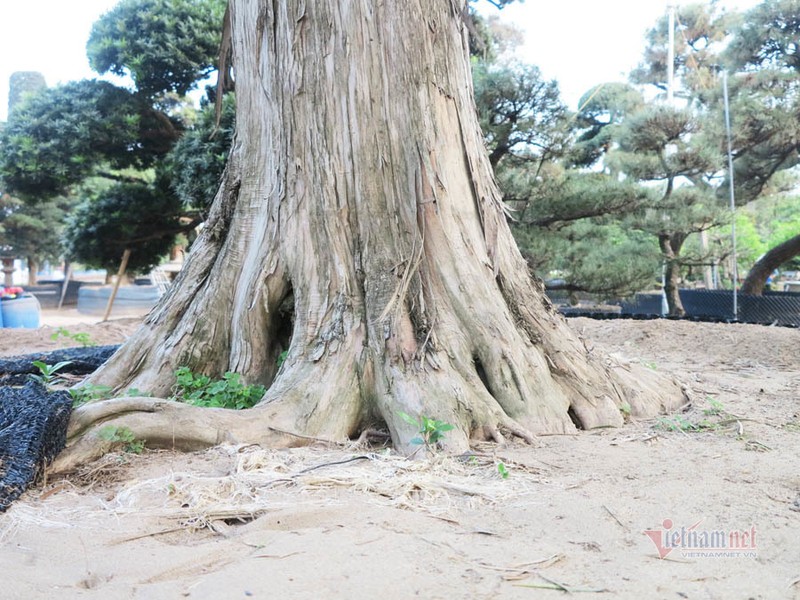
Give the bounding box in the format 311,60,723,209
2,444,547,538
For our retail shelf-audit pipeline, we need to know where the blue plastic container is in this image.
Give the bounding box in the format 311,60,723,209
1,295,41,328
77,285,161,317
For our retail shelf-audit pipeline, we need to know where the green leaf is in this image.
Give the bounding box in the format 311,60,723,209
98,426,121,442
398,412,420,427
126,387,151,397
49,360,74,373
172,366,265,410
497,462,510,479
276,350,289,368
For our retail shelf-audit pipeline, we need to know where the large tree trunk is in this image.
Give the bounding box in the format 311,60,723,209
52,0,685,471
741,234,800,295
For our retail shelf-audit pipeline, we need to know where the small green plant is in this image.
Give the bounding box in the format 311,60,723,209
30,360,73,388
702,396,726,417
276,350,289,369
50,327,96,347
69,383,114,406
656,397,737,435
782,420,800,432
656,414,725,433
497,462,510,479
643,361,658,371
655,415,698,432
619,402,632,417
126,387,151,397
98,426,145,454
172,366,266,410
174,366,210,399
398,412,455,449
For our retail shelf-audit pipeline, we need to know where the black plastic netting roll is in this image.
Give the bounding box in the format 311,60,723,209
0,345,119,386
0,381,73,512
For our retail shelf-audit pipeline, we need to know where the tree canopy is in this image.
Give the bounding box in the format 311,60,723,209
161,94,235,212
470,17,661,298
471,1,800,307
63,182,185,273
724,0,800,72
473,61,569,168
0,80,177,200
0,0,232,275
87,0,226,99
0,70,63,283
0,193,71,282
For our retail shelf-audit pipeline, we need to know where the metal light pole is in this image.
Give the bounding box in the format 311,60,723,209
722,71,738,320
667,5,675,105
661,4,676,315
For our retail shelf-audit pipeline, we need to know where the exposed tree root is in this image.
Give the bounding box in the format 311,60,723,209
50,389,542,475
52,399,301,475
51,323,682,474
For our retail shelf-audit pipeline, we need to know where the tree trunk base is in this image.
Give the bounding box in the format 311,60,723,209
50,0,689,474
51,349,686,475
49,395,542,474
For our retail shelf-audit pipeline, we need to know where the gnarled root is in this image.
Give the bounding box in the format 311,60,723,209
50,398,291,474
51,364,542,474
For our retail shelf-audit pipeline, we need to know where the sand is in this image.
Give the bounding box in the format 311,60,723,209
0,314,798,599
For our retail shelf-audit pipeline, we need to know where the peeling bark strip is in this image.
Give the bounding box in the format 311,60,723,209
63,0,685,468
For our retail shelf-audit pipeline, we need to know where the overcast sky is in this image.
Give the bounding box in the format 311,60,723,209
478,0,761,109
0,0,763,120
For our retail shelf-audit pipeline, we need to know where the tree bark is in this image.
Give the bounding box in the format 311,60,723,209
52,0,686,471
741,234,800,295
659,234,686,317
26,256,38,286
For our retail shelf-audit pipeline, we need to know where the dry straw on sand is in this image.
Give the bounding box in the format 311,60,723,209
2,444,546,538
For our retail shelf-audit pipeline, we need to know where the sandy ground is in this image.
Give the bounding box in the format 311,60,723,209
1,313,799,599
0,309,145,356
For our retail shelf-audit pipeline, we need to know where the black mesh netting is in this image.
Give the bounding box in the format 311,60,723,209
548,287,800,327
0,345,119,386
0,381,72,512
0,345,119,512
581,290,800,327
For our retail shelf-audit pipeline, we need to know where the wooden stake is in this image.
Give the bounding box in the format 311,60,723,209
102,248,131,322
57,262,73,310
